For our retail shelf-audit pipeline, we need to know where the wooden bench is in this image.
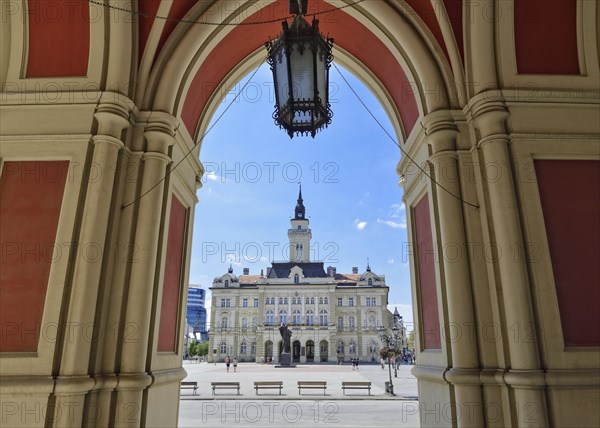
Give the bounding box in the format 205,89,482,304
254,381,283,395
180,381,198,395
341,381,371,395
297,381,327,395
211,382,240,395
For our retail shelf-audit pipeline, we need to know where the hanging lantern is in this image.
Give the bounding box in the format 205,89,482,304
265,0,334,138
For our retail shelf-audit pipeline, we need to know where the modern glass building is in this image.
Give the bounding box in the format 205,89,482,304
187,285,207,342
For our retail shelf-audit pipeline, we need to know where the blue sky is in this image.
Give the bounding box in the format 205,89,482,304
188,62,413,327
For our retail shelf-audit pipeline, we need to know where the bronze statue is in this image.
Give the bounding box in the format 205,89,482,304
279,324,292,353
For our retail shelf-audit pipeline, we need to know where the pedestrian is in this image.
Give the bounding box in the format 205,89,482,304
380,357,385,369
261,356,265,364
233,358,238,373
225,356,230,372
351,357,356,370
355,357,359,370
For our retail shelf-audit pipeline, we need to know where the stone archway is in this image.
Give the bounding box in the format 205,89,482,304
1,1,599,427
292,340,301,362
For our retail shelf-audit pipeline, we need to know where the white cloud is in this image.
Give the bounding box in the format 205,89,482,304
387,258,395,264
206,172,219,181
389,203,405,218
225,254,242,266
377,218,406,229
354,219,368,231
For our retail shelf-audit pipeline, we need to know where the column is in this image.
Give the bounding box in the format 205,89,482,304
115,117,174,427
50,101,130,427
425,113,484,427
472,101,548,427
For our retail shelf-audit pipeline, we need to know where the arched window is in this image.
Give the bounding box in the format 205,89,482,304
349,341,356,354
284,297,288,304
319,309,328,326
294,274,299,284
305,297,310,304
310,297,315,304
349,316,355,328
306,310,315,325
221,317,228,329
251,342,256,354
279,297,283,304
240,342,247,354
265,298,270,305
368,278,372,286
337,341,344,354
368,314,376,328
252,317,257,328
220,341,227,353
242,318,248,328
292,310,301,325
337,316,344,329
270,297,275,305
279,309,288,324
319,297,323,304
265,310,274,326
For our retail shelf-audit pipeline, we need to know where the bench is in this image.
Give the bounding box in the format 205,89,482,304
341,381,371,395
254,381,283,395
211,382,240,395
297,381,327,395
180,381,198,395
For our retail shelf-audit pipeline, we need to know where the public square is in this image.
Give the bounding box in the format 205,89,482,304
178,361,420,427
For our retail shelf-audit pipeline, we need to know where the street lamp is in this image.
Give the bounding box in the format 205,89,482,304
378,325,402,395
265,0,334,138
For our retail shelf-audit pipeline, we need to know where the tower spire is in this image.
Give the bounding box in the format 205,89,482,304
294,183,305,219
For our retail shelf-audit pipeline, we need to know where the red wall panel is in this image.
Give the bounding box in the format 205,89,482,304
157,196,187,352
414,194,441,349
1,161,69,352
514,0,579,74
182,0,419,139
442,0,464,61
26,0,90,77
535,160,600,347
404,0,450,62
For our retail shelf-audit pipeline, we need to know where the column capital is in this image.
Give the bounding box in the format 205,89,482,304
143,112,179,154
422,111,459,154
466,92,509,138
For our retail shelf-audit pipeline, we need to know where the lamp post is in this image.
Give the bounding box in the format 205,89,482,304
378,325,402,395
265,0,334,138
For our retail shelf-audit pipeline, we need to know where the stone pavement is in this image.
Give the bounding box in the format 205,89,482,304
178,361,420,427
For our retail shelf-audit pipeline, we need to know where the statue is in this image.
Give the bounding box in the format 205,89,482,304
279,324,292,354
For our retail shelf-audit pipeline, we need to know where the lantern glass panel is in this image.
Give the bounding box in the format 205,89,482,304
289,41,315,101
316,44,327,105
274,46,290,110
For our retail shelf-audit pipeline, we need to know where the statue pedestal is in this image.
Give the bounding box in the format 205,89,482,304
275,352,295,368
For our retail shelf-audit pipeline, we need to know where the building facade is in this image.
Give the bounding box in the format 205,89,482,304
208,190,395,363
186,284,207,342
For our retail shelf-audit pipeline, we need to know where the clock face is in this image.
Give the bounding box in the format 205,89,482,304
298,213,303,217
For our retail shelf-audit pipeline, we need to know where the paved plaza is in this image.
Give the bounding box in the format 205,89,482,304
178,361,420,427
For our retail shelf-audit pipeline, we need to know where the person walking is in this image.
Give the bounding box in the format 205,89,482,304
380,357,385,369
355,357,359,370
233,358,238,373
225,356,231,372
351,357,356,370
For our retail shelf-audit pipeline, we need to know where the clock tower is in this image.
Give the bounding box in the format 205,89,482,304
288,186,312,262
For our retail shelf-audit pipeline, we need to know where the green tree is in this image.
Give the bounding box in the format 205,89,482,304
406,330,415,350
187,340,199,358
197,341,209,357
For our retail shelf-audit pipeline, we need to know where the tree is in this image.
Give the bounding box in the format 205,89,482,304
197,341,209,357
188,340,199,358
406,330,415,350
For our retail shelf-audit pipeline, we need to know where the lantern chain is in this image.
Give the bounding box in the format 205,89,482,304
331,62,480,210
87,0,366,27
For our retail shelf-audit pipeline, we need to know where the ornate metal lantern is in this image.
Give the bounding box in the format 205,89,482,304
266,0,334,138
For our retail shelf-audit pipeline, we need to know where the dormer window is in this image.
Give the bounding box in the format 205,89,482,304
225,280,229,288
297,225,301,229
368,278,372,286
294,274,299,284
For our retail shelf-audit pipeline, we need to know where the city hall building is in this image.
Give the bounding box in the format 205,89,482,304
208,190,402,363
